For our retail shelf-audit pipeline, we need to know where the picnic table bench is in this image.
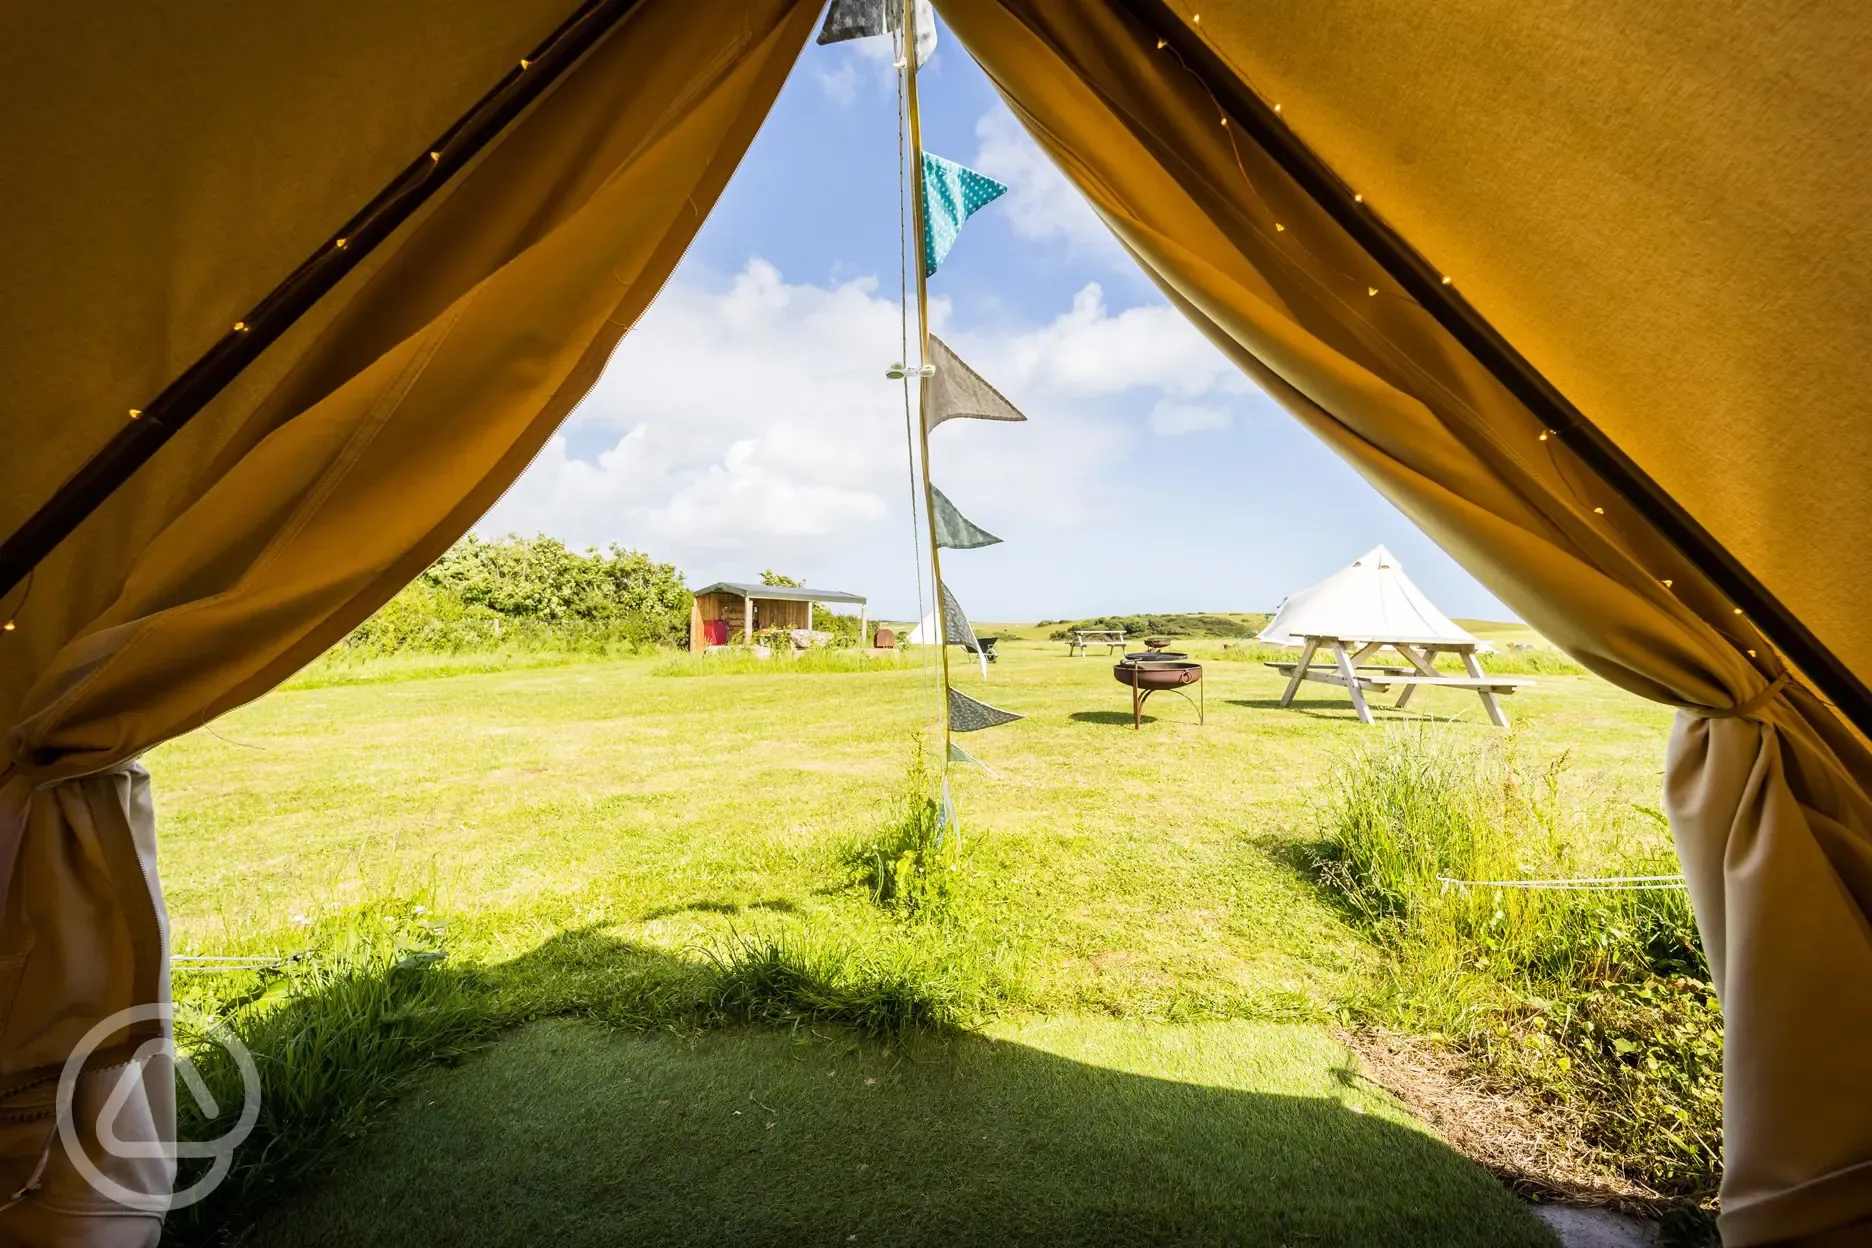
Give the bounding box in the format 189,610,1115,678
1068,629,1128,657
1265,634,1527,726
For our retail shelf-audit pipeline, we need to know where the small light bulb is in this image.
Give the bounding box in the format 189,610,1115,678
1367,287,1378,297
1192,12,1201,22
1220,116,1228,127
2,620,13,632
520,58,531,69
1273,103,1283,114
335,238,348,250
430,151,441,163
1354,194,1364,203
1747,649,1758,657
1733,607,1744,615
1275,223,1285,232
128,409,141,420
1538,431,1549,441
233,321,248,332
1157,38,1167,49
1662,579,1674,588
1592,506,1605,515
1440,275,1452,285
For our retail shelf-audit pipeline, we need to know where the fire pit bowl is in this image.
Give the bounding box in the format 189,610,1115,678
1112,660,1204,727
1143,636,1176,651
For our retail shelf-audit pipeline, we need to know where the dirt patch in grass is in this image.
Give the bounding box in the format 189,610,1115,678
1343,1028,1678,1215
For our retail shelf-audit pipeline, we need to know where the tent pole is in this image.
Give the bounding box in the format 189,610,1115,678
0,0,647,603
904,0,952,756
1120,0,1872,740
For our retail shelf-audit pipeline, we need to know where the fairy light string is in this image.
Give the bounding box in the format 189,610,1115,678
1155,0,1782,697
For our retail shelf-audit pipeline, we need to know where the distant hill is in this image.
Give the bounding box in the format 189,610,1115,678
1035,612,1273,642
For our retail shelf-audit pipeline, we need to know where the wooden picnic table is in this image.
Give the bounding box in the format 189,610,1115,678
1068,629,1128,657
1265,634,1527,726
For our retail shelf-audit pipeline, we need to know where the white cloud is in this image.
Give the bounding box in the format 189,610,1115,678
479,262,1257,583
971,107,1117,258
814,61,858,107
482,261,906,562
811,38,902,107
1148,400,1234,436
956,283,1249,402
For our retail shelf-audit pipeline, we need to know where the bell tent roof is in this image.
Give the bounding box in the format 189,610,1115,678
1258,546,1478,648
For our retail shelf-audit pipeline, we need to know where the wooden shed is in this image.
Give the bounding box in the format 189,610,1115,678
689,582,867,652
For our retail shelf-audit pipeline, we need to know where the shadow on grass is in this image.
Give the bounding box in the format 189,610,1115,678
241,1030,1547,1246
1067,710,1153,726
162,923,990,1246
169,930,1552,1248
641,897,802,921
1226,696,1388,721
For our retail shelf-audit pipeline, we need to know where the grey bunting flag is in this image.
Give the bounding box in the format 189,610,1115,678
925,334,1028,432
930,486,1001,550
949,686,1023,733
816,0,936,67
941,581,988,679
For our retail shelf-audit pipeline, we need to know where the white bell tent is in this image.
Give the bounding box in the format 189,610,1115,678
1258,546,1485,650
1258,547,1521,727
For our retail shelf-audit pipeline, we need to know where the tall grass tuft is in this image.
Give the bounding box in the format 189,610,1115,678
702,931,962,1037
1440,646,1588,676
845,739,969,919
1311,727,1721,1198
165,903,497,1244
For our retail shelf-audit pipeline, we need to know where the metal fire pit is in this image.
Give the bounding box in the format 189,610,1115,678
1113,659,1204,728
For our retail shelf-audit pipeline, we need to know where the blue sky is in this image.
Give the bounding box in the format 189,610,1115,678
480,20,1509,625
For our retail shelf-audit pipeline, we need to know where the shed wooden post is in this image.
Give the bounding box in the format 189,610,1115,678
859,604,867,647
690,596,704,653
743,593,754,643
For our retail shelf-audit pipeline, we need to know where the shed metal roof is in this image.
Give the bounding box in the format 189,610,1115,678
694,582,866,605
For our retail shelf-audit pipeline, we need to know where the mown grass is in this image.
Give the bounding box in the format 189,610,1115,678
241,1016,1554,1248
147,636,1680,1242
650,646,924,677
1308,726,1720,1199
282,651,586,689
165,891,1021,1242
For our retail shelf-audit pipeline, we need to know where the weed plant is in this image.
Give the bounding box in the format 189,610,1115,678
845,739,965,919
1310,726,1721,1198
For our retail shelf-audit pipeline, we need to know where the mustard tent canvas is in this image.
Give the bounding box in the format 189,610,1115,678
3,2,1869,1243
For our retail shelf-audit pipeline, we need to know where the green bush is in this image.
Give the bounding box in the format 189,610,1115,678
1310,727,1720,1198
332,534,691,660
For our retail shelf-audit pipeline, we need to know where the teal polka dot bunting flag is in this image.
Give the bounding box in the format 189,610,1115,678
922,152,1009,277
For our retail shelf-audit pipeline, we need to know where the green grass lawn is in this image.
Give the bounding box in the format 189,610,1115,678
244,1017,1550,1248
146,636,1676,1242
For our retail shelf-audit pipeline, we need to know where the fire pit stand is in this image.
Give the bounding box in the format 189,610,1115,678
1113,658,1204,729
